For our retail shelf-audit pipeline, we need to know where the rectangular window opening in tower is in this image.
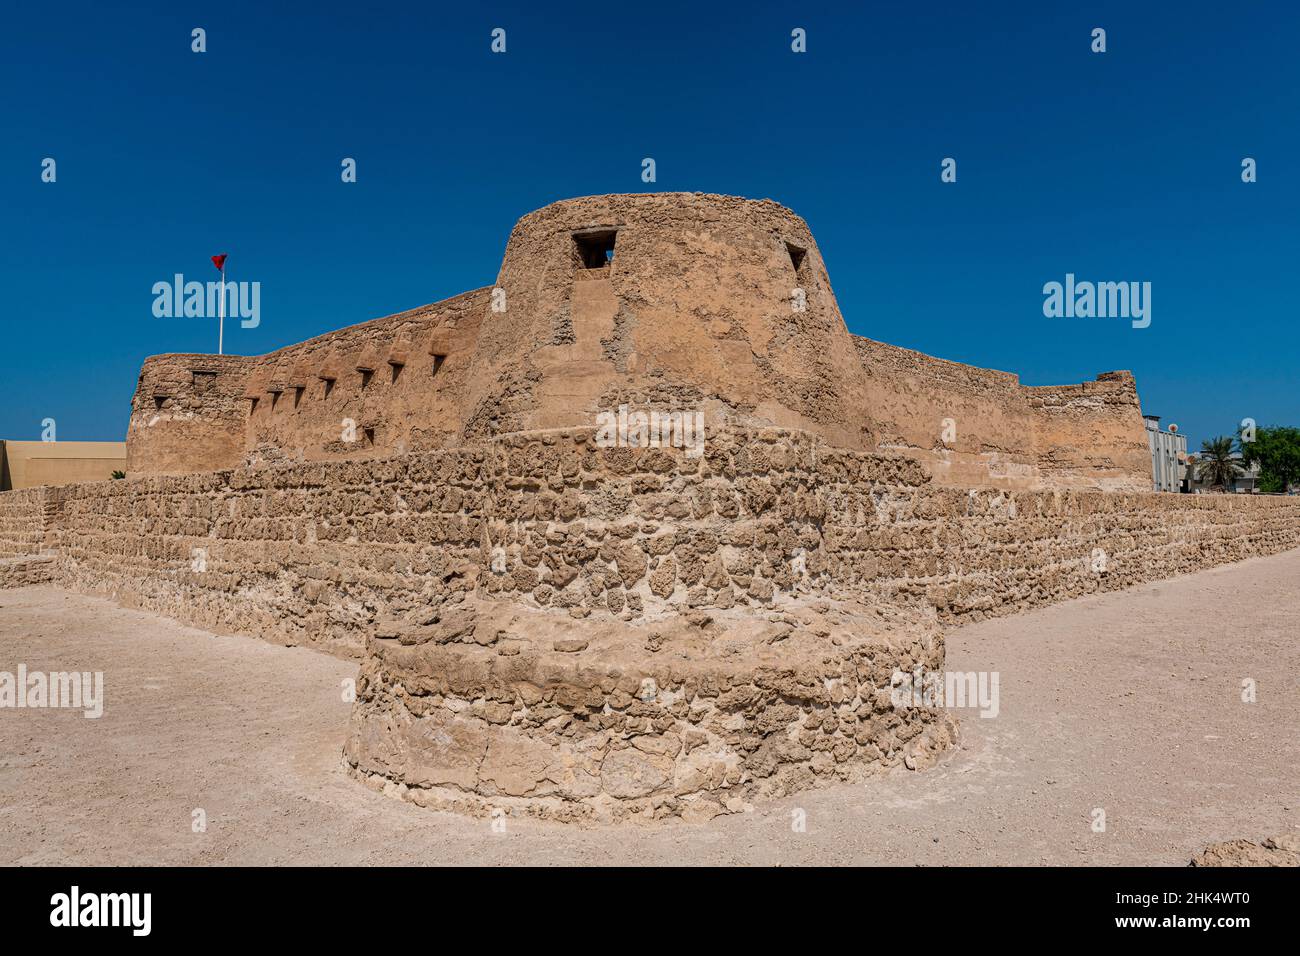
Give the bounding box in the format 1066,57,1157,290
573,230,617,270
785,242,807,274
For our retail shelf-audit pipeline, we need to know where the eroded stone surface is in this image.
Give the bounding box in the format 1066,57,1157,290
344,597,956,823
1190,835,1300,867
124,193,1151,492
6,428,1297,657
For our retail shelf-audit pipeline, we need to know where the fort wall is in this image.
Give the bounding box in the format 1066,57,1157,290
123,194,1155,493
853,338,1149,490
6,427,1299,819
0,486,52,559
127,291,490,476
10,427,1299,654
238,289,489,468
0,486,58,586
1023,371,1152,487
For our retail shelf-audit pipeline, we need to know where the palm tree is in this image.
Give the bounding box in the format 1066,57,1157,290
1196,436,1238,491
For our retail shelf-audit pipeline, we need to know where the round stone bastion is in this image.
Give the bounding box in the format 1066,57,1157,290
342,425,958,824
344,598,956,824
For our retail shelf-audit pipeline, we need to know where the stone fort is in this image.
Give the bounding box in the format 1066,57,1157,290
4,193,1299,823
128,193,1150,490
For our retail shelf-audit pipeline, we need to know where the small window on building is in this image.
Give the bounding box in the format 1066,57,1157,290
153,395,168,410
359,368,374,390
573,230,617,270
785,242,807,274
248,397,259,415
321,377,335,398
389,360,403,384
293,386,305,409
363,426,376,446
431,354,447,377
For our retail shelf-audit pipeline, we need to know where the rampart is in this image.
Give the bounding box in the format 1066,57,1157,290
127,290,490,474
4,427,1299,819
12,427,1299,652
853,339,1148,490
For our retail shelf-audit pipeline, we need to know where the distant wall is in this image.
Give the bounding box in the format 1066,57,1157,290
1,440,127,491
120,195,1152,493
1023,371,1152,488
830,480,1300,624
125,290,490,476
853,337,1149,491
239,289,489,469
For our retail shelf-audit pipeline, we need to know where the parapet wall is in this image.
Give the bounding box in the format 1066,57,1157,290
239,289,490,469
10,427,1300,656
127,290,491,476
853,337,1149,490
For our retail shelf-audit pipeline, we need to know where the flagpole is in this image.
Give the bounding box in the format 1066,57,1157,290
218,264,225,355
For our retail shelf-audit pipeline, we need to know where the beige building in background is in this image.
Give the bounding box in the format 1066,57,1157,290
0,440,127,491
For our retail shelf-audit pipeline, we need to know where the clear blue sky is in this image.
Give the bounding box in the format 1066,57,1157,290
2,1,1295,450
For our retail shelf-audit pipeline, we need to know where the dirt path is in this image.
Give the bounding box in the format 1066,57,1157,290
2,550,1297,865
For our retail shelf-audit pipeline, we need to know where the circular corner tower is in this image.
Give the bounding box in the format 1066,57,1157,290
457,192,871,448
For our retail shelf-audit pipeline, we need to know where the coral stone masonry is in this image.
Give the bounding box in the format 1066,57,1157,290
125,193,1150,491
6,194,1300,822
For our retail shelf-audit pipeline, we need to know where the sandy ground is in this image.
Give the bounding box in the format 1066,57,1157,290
1,550,1297,866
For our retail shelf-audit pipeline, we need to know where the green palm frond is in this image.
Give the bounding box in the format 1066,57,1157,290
1195,436,1239,488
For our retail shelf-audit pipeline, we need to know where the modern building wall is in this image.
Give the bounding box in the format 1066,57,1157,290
0,440,127,491
1143,416,1187,492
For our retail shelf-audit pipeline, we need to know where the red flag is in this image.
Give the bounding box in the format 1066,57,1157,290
211,254,228,272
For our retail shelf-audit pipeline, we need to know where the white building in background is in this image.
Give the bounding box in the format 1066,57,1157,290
1143,415,1186,493
1185,452,1262,494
